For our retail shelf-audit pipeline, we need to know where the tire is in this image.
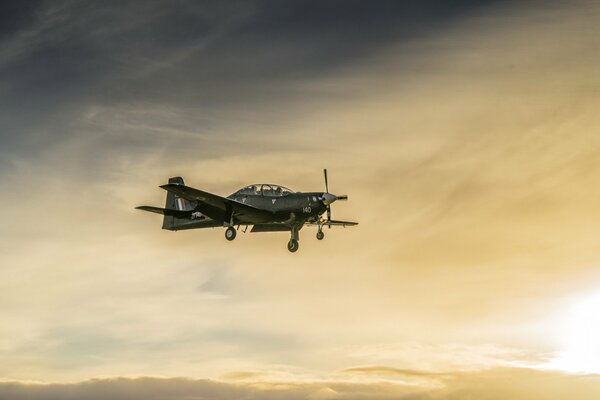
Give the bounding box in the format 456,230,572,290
225,226,237,241
287,239,299,252
316,231,324,240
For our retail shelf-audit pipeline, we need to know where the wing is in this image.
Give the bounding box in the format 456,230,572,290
306,219,359,227
160,183,273,224
136,206,194,219
251,224,291,232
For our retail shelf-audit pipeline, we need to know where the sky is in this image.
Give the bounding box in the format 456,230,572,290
2,0,600,398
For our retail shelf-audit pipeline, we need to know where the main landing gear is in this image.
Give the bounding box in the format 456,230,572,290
225,226,236,241
287,225,300,252
287,239,299,252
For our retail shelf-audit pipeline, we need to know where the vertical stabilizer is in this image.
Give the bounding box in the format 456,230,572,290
162,176,193,230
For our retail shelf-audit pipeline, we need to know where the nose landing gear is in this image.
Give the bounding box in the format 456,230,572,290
316,230,324,240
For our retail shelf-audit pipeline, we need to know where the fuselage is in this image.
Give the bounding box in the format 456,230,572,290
227,188,328,225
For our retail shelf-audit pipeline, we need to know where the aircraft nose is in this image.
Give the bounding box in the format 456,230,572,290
321,192,337,205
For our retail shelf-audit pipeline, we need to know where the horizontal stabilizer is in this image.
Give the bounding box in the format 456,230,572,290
135,206,193,219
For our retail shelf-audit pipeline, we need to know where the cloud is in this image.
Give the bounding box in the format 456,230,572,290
2,0,600,387
0,0,499,172
3,368,600,400
341,366,451,378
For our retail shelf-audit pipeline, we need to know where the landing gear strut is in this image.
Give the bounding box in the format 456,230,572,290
225,226,236,241
287,225,300,252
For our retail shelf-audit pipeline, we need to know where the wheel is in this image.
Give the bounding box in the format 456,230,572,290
287,239,299,252
316,231,324,240
225,226,237,241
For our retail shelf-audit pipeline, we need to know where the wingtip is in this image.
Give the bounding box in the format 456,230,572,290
160,182,184,190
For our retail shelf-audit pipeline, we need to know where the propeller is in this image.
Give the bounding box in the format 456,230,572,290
321,169,349,228
323,169,331,228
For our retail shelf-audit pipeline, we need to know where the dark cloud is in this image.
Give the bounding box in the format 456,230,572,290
0,1,44,38
0,0,500,172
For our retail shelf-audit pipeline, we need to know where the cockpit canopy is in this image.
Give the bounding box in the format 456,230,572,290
233,184,294,197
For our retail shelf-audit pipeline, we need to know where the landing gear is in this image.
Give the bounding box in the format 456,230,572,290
225,226,236,241
287,225,300,252
316,230,324,240
287,239,299,252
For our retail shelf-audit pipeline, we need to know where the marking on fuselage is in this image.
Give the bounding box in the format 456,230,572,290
272,199,276,204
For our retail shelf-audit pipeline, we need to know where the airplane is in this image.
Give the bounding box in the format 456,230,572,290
136,169,357,252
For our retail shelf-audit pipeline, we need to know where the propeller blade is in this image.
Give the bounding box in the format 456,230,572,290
327,205,332,229
323,168,329,193
336,195,348,200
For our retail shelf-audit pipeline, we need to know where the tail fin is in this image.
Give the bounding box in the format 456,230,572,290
162,176,194,230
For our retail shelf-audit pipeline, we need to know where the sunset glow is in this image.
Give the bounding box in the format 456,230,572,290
2,1,600,399
548,292,600,374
